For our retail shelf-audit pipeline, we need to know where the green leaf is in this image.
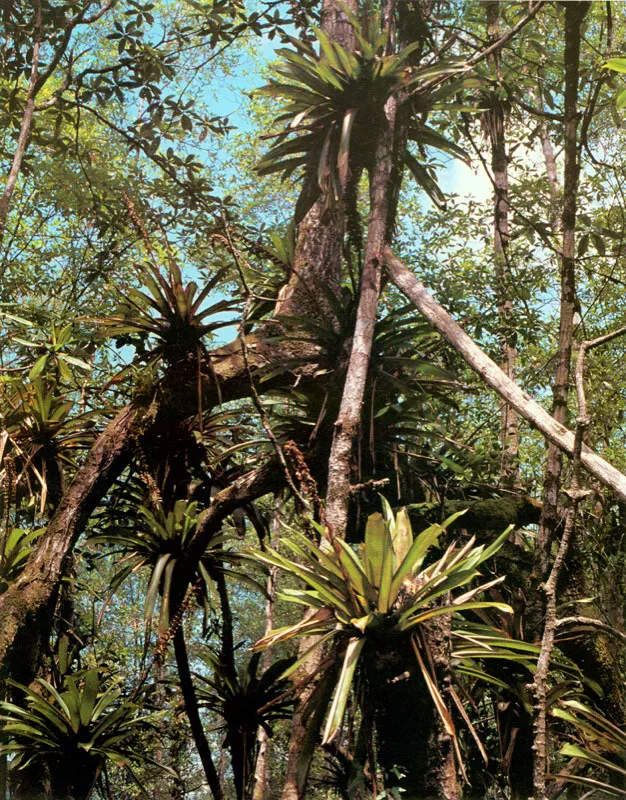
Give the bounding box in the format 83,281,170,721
604,58,626,73
337,107,357,188
364,513,386,586
80,670,100,727
322,637,365,743
391,507,412,564
399,601,512,631
58,353,92,371
389,522,441,600
334,539,376,606
404,149,446,208
28,355,48,380
377,526,395,613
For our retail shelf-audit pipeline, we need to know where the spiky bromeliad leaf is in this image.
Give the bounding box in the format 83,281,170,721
196,650,295,739
1,380,97,513
552,699,626,796
250,501,519,748
98,261,238,368
0,527,44,592
257,17,471,207
90,498,263,635
0,669,175,791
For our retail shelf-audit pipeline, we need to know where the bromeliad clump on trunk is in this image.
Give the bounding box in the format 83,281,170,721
257,12,471,209
250,501,514,753
0,665,172,799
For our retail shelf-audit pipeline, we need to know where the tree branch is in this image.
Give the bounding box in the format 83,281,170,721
384,248,626,501
0,1,42,246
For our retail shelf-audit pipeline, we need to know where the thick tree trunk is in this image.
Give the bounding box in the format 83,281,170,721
279,656,336,800
0,403,144,681
325,90,398,539
422,616,460,800
216,569,248,800
366,621,459,799
274,0,357,329
278,2,358,796
484,1,519,490
13,755,100,800
281,0,405,788
0,337,296,678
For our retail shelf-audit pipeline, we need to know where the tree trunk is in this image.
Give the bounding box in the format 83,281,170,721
278,2,358,796
173,625,224,800
366,621,460,799
216,569,248,800
251,498,282,800
12,764,51,800
0,339,294,679
384,249,626,500
324,91,398,540
279,657,337,800
0,403,145,681
484,1,519,490
532,1,589,596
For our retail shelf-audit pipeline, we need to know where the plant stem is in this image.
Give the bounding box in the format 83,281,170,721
534,0,590,594
173,625,224,800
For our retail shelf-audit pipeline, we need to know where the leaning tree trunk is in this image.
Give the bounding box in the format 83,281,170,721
0,334,309,681
384,249,626,501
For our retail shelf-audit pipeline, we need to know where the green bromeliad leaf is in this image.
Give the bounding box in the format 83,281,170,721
257,15,473,208
250,501,518,747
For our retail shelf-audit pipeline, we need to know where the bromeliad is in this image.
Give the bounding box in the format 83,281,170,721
250,500,515,750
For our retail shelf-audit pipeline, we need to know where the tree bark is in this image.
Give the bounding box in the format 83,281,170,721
324,91,398,540
0,403,145,681
251,498,282,800
484,0,519,490
533,1,590,592
278,3,358,797
368,626,460,800
0,332,299,679
173,625,224,800
384,249,626,501
273,0,357,329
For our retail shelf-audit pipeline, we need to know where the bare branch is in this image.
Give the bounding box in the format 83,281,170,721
384,248,626,501
0,1,42,246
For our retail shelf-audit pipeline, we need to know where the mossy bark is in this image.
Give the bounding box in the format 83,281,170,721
0,330,317,680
